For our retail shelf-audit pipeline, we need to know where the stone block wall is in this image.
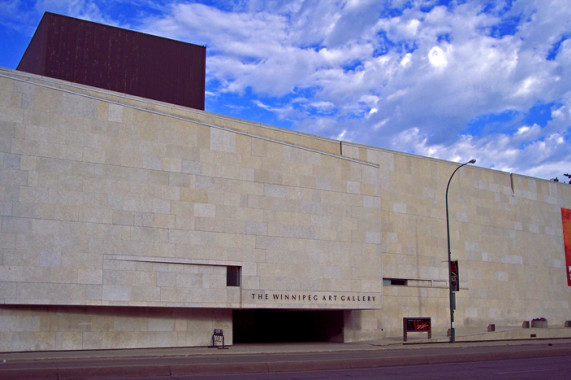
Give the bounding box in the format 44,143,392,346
0,68,383,349
343,143,571,337
0,305,230,351
1,67,569,349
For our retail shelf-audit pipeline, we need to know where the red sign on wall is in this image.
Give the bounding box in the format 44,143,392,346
562,208,571,287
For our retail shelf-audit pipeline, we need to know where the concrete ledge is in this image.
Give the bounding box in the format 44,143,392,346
455,328,571,342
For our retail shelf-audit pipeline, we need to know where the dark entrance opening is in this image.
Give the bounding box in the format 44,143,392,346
233,309,344,343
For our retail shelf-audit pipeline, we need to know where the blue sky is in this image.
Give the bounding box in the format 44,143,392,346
1,0,570,180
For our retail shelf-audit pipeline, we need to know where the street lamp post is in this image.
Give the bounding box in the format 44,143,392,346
446,158,476,343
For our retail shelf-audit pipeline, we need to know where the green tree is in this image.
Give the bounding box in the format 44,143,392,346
551,173,571,184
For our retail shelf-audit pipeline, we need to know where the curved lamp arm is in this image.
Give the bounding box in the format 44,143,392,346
445,158,476,343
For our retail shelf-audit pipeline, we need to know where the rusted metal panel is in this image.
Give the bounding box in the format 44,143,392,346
18,12,205,110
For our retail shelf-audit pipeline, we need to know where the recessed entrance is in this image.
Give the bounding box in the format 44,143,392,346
232,309,344,343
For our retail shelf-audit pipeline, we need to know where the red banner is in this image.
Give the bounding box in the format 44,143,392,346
562,208,571,286
450,260,459,292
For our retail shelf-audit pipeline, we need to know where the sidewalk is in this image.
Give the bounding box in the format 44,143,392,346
2,326,571,363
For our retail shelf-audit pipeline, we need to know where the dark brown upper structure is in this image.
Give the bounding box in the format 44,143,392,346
18,12,206,110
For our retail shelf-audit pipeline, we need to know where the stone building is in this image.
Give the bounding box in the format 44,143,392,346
0,14,569,351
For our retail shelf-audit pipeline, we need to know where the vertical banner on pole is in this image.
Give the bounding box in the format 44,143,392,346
450,260,459,292
562,208,571,287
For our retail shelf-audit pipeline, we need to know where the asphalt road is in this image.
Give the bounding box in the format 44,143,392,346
111,356,571,379
149,356,571,380
1,341,570,379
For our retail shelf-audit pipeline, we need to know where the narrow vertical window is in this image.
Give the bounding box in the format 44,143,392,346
227,266,241,287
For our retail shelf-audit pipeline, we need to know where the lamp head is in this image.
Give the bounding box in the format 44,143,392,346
468,159,476,164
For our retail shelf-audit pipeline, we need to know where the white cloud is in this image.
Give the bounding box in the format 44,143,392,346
142,0,571,178
512,76,539,98
35,0,114,25
427,46,448,68
406,19,421,36
515,124,540,140
336,129,347,140
400,53,412,67
373,118,389,131
309,101,335,114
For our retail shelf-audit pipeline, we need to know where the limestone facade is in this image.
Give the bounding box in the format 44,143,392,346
0,67,570,350
372,151,571,337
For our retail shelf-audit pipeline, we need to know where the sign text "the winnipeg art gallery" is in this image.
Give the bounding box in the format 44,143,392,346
250,292,376,303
